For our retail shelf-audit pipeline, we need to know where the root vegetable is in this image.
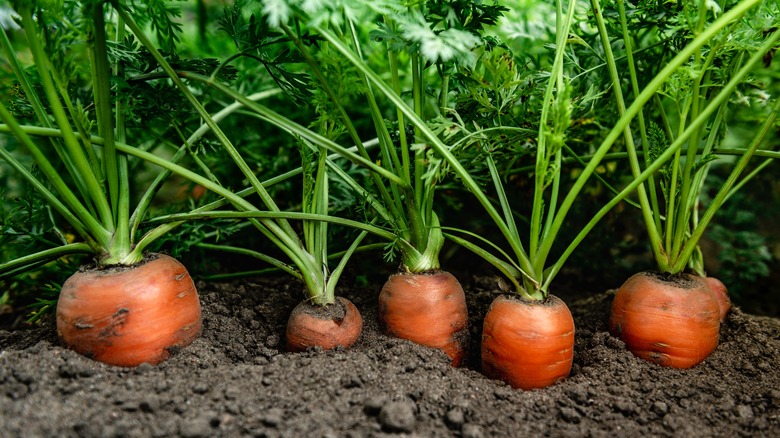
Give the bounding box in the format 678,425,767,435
481,294,574,390
378,271,469,366
609,272,720,368
56,253,202,367
285,296,363,352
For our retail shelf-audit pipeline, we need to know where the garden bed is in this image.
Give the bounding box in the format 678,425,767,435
1,274,779,437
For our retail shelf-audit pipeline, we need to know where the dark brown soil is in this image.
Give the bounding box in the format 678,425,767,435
1,274,779,437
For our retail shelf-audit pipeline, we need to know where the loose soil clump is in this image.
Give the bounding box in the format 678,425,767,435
2,275,779,437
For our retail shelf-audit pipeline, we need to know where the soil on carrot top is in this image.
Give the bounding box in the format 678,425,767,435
1,274,779,437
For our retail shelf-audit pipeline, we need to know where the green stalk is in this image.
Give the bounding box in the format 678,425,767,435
617,0,662,232
195,243,302,280
722,159,774,205
112,2,303,247
0,26,49,127
177,72,406,187
0,102,110,248
311,150,330,272
0,24,96,211
314,25,536,279
280,23,396,174
443,231,531,299
386,23,412,183
673,91,780,273
114,12,132,263
486,155,520,260
90,4,119,217
670,38,723,261
129,89,279,234
346,21,410,236
530,0,571,259
325,229,370,300
147,211,401,248
0,243,94,279
545,22,779,285
411,52,425,212
117,16,332,299
19,8,114,231
114,139,320,288
89,3,134,264
0,112,94,246
344,21,430,270
589,0,666,269
535,0,762,277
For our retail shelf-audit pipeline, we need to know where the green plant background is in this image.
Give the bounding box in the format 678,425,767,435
1,0,778,321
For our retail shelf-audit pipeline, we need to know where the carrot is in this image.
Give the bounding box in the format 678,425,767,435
481,294,574,390
609,272,720,368
378,271,468,366
704,276,731,322
285,297,363,352
56,253,202,367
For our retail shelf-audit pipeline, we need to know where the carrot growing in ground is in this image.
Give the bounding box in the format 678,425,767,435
56,254,201,366
109,5,394,354
0,3,205,366
296,0,592,386
593,0,778,367
240,2,515,366
608,272,720,368
379,271,468,364
415,0,767,386
481,295,575,390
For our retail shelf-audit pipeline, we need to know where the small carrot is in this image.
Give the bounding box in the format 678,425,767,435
378,271,468,366
609,272,720,368
481,294,575,390
285,297,363,352
56,254,202,367
704,276,731,322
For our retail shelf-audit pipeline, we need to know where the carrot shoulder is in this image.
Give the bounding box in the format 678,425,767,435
704,276,731,322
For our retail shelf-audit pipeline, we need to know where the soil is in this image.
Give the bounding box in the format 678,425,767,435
1,273,779,437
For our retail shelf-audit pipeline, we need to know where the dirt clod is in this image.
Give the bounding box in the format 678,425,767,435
378,400,417,432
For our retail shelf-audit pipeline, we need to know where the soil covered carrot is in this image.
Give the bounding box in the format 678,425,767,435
286,296,363,352
609,272,720,368
379,271,469,366
481,294,574,390
56,253,202,367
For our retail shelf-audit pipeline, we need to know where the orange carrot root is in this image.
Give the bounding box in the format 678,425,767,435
481,294,574,390
285,296,363,352
378,271,469,366
609,272,720,369
56,254,202,367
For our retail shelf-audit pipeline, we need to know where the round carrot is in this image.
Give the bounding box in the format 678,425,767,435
56,253,202,367
285,296,363,352
481,294,574,390
704,276,731,322
378,271,468,366
609,272,720,368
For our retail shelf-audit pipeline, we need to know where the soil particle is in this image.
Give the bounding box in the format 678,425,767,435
461,423,484,438
1,275,779,437
179,416,214,438
378,399,417,432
